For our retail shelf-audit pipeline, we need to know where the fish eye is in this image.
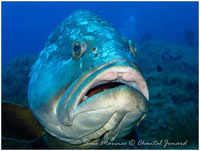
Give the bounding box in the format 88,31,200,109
72,40,87,59
72,42,83,59
73,43,81,55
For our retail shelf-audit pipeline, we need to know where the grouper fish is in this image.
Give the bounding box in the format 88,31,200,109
3,10,149,149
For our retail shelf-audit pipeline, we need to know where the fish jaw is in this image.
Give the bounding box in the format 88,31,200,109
50,60,149,144
48,85,148,145
74,85,148,141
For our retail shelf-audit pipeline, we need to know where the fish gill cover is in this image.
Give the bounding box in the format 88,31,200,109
1,1,198,149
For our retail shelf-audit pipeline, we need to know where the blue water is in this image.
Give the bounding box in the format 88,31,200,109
2,2,198,67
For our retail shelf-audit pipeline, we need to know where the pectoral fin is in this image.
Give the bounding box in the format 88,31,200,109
2,101,46,143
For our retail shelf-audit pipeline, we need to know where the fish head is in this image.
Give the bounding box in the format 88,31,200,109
28,10,149,145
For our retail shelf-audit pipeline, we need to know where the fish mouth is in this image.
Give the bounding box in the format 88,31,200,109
78,81,131,105
76,63,149,111
78,75,148,108
57,60,149,127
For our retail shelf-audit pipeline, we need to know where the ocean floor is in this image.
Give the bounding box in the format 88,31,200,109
2,40,198,149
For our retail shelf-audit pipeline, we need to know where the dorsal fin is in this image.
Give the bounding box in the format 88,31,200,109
2,101,46,143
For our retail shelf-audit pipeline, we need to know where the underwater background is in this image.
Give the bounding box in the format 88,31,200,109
2,1,198,149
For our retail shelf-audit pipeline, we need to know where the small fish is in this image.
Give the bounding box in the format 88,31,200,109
157,65,162,72
4,10,149,149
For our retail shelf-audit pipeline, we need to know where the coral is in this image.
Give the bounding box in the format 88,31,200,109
135,40,198,149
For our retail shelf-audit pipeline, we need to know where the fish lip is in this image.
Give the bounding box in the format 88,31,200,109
75,62,149,106
57,60,149,126
76,80,140,108
75,67,149,109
